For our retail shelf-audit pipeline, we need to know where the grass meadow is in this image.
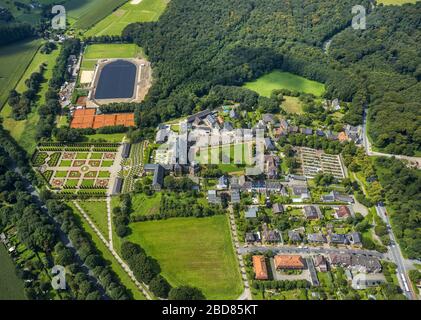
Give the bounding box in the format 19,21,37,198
244,70,325,97
0,245,26,300
0,43,59,154
127,215,243,299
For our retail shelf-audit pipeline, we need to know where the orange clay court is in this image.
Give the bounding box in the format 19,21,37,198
70,109,135,129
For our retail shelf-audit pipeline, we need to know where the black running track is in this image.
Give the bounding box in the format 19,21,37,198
95,60,136,99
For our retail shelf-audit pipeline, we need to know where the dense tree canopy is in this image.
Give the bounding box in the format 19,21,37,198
123,0,419,155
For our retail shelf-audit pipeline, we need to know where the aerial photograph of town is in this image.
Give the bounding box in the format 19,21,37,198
0,0,420,312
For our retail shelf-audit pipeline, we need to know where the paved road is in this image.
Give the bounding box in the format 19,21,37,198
375,205,417,300
239,244,385,259
73,201,152,300
227,206,252,300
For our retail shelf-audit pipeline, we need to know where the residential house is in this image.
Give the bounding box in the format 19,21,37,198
223,121,234,132
274,255,306,270
245,206,258,219
351,274,386,290
262,224,281,243
307,233,327,244
187,110,211,123
229,109,238,119
289,126,299,134
334,205,352,219
217,175,228,190
205,114,217,128
208,190,221,205
345,125,362,144
262,114,276,125
272,203,284,214
325,130,338,141
316,130,325,137
288,230,302,243
338,131,349,142
329,233,349,245
231,189,240,204
292,186,310,198
329,253,352,268
314,255,328,272
351,255,382,273
144,164,165,190
264,155,279,179
321,190,354,203
303,206,320,220
347,232,362,247
245,232,256,243
253,255,269,280
301,128,313,135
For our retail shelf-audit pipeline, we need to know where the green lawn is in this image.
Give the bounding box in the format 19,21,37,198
282,96,304,114
102,160,114,167
77,200,109,240
84,132,126,142
195,142,253,166
76,152,89,159
67,202,146,300
59,160,72,167
67,0,127,29
244,70,325,97
90,152,104,159
65,179,79,187
98,171,111,178
0,245,26,300
85,0,167,36
1,45,59,154
127,215,243,299
80,179,95,187
84,43,143,60
132,192,162,216
55,171,68,178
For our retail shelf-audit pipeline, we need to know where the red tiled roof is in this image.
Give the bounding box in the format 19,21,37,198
253,255,268,280
274,255,305,269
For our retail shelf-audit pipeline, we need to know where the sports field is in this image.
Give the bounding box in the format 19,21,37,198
67,0,127,29
0,46,59,154
244,70,325,97
85,0,168,37
0,39,42,110
0,245,26,300
127,216,243,299
82,43,144,71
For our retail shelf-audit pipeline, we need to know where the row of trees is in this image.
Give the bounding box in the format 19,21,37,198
121,241,205,299
0,22,34,46
8,64,45,120
36,38,81,141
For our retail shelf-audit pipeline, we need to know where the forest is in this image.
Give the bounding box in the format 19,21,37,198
123,0,420,155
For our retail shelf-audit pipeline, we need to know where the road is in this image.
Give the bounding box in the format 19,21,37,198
238,244,385,259
362,108,421,168
375,205,417,300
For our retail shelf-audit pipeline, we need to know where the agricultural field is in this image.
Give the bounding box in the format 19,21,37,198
243,70,325,97
0,46,60,154
0,39,42,110
127,215,243,299
67,0,127,30
85,0,168,37
0,245,26,300
32,143,120,194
